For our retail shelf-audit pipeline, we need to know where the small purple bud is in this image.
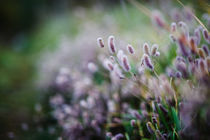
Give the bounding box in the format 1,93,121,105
199,59,208,74
151,44,158,56
176,56,186,63
127,44,135,54
202,44,209,56
177,37,189,57
97,37,104,48
206,56,210,72
104,59,114,71
175,71,182,78
108,35,116,54
122,55,131,72
166,68,175,77
143,43,150,55
175,61,188,78
155,51,160,56
202,29,210,44
198,48,206,59
143,54,154,71
152,11,165,28
194,28,201,45
189,37,197,54
178,21,189,39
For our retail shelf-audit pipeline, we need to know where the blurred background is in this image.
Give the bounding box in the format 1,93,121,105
0,0,209,139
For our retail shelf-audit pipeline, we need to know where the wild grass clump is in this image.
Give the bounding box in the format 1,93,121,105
38,3,210,140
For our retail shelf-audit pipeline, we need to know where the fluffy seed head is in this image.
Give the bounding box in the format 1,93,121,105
178,21,189,39
122,55,131,72
176,60,188,78
104,59,114,71
108,35,116,54
198,48,206,59
127,44,135,54
97,37,104,48
143,54,154,70
189,37,197,54
202,29,209,43
151,44,158,56
171,22,177,32
177,36,189,57
194,28,201,45
109,56,115,63
199,59,208,74
143,43,150,55
202,44,209,56
175,71,182,78
155,51,160,56
206,56,210,72
152,11,165,28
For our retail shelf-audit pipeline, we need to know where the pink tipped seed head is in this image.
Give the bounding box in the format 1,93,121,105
151,44,158,56
97,37,104,48
171,22,177,32
189,37,197,54
155,51,160,56
143,54,154,71
104,59,114,71
194,28,201,45
108,35,116,54
127,44,135,54
122,55,131,72
199,59,208,74
178,21,189,38
152,11,165,28
202,44,209,56
198,48,206,59
143,43,150,55
202,29,210,43
206,57,210,72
